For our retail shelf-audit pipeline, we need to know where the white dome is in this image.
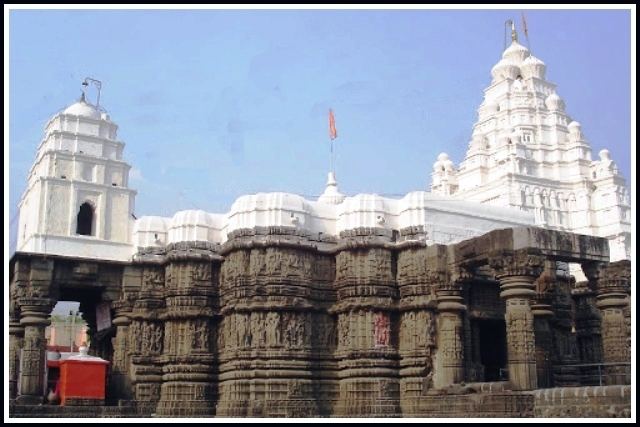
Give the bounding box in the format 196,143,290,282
62,94,102,119
521,55,546,79
171,209,214,228
231,192,308,214
502,41,530,63
568,121,581,129
434,152,454,172
599,149,611,161
133,216,169,233
491,58,520,81
545,92,565,111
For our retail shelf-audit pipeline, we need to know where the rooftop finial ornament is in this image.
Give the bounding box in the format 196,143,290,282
504,19,518,49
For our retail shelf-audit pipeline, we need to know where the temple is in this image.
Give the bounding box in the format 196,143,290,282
9,22,631,418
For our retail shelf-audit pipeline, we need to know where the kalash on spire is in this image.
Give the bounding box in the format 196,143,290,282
430,18,631,262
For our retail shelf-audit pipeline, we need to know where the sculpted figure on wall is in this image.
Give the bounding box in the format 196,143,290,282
192,262,212,283
151,323,163,354
285,253,302,277
374,312,390,347
266,312,281,347
295,315,307,348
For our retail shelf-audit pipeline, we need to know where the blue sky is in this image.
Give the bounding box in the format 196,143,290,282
8,9,633,254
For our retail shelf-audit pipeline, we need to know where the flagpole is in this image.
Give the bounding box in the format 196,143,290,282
330,138,334,174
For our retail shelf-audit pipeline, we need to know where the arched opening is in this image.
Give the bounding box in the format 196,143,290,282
76,202,94,236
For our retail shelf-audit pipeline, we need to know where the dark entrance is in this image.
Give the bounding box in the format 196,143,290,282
477,319,508,381
76,202,94,236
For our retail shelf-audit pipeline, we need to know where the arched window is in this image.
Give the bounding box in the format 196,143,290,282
76,202,94,236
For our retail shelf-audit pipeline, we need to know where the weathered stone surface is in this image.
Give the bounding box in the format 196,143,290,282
8,226,631,417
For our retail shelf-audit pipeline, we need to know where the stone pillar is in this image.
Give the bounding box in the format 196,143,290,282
333,232,399,417
572,266,603,385
572,282,603,365
9,320,25,399
16,298,53,405
592,261,631,385
491,251,543,391
531,262,555,388
549,273,580,386
9,263,27,400
396,244,439,415
433,268,467,389
129,264,166,413
110,300,133,400
156,244,220,417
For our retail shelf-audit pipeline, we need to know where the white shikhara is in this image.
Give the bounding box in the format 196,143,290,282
431,36,630,262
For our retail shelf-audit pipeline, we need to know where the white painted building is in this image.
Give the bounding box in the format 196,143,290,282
16,93,137,261
16,26,629,264
431,28,631,262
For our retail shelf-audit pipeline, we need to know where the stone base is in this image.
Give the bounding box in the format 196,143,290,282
64,398,105,406
15,395,44,405
9,403,153,418
414,392,534,417
532,385,631,418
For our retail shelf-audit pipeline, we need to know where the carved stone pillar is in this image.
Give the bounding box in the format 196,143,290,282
433,266,468,389
156,243,220,417
110,300,133,400
396,244,438,415
9,263,27,400
491,251,542,391
549,273,580,386
333,233,399,417
572,284,602,362
572,265,603,385
129,264,166,413
592,261,631,385
531,262,555,388
9,320,25,399
16,298,53,405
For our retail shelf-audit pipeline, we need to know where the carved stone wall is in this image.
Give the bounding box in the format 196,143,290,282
9,227,629,418
396,245,438,415
216,229,336,417
333,230,400,417
154,242,221,417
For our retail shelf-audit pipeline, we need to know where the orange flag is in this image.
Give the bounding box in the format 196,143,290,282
329,109,338,140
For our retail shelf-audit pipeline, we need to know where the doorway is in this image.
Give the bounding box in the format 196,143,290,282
477,319,507,381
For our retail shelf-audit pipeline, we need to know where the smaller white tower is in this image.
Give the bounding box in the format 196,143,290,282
16,89,137,261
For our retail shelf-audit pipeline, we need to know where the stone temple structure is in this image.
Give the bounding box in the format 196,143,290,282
9,25,631,418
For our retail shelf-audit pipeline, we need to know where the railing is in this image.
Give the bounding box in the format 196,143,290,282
495,363,630,387
559,362,631,386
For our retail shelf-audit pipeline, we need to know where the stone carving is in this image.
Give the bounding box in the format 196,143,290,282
10,227,625,418
373,312,390,347
192,262,212,283
266,312,281,346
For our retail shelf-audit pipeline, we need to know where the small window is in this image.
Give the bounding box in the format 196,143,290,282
61,175,66,179
76,202,94,236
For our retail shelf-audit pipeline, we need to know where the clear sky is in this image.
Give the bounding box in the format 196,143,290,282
8,8,633,256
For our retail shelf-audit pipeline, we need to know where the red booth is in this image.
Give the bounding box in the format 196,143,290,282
58,353,109,406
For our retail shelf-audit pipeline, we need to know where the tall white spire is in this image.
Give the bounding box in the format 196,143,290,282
430,21,631,261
